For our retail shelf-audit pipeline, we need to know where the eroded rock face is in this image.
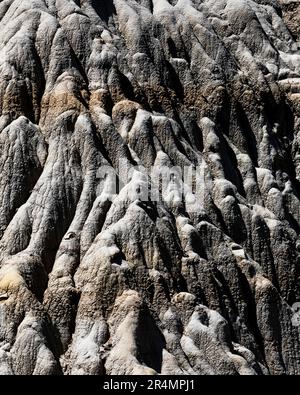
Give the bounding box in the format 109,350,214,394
0,0,299,375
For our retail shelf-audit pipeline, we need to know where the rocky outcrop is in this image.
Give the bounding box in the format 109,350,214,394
0,0,299,375
281,0,300,41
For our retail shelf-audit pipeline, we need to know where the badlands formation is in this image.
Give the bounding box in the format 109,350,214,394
0,0,299,375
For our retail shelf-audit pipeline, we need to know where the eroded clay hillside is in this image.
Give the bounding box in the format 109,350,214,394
0,0,299,375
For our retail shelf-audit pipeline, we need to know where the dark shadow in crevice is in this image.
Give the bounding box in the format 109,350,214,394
165,60,184,101
136,305,166,373
91,0,116,24
235,266,267,362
